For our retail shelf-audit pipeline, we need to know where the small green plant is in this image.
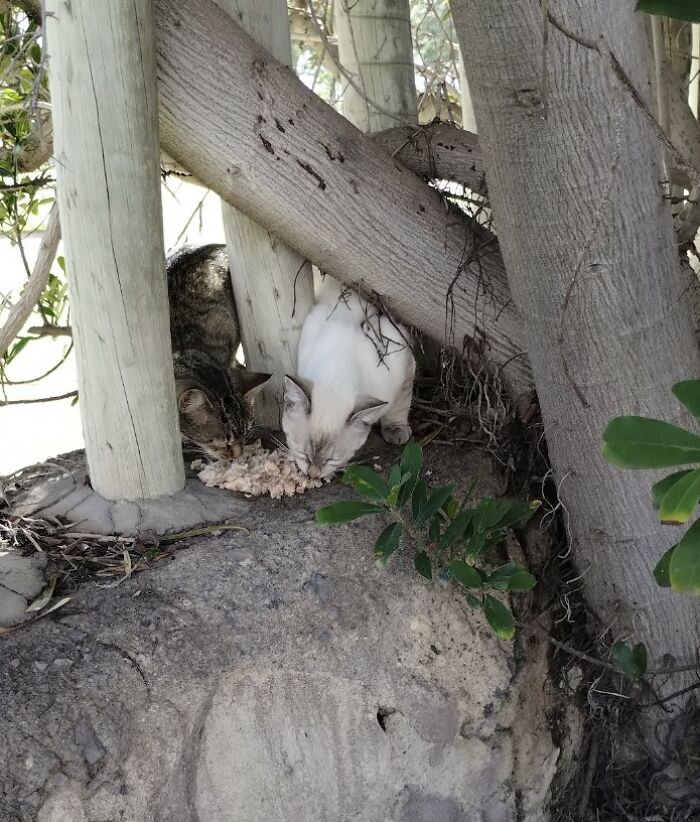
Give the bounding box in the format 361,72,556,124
315,441,539,640
603,379,700,594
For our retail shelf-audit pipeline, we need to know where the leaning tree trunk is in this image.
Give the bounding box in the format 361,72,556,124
46,0,184,501
451,0,700,668
214,0,313,428
152,0,532,400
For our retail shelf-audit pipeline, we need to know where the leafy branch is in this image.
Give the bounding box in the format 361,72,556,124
603,380,700,594
316,441,539,639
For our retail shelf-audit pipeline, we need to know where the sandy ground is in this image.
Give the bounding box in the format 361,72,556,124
0,179,226,476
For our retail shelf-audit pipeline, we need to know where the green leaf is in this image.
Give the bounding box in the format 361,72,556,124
636,0,700,22
446,498,460,519
482,594,515,640
632,643,648,678
602,416,700,469
448,559,482,589
387,464,401,490
439,507,474,550
472,498,502,532
411,479,428,521
612,640,647,680
489,562,537,592
397,440,423,507
387,469,411,509
653,546,675,587
414,485,455,527
465,593,481,608
673,380,700,418
315,501,382,525
491,500,540,531
342,466,388,501
652,470,693,509
658,467,700,523
414,550,432,580
466,532,487,559
669,517,700,592
374,522,402,567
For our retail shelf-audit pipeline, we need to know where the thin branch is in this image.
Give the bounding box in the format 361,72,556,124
0,177,55,192
27,324,71,338
3,339,73,385
517,619,620,673
0,389,76,406
0,202,60,359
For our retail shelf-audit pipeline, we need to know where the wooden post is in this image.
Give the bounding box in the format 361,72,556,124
457,53,478,133
46,0,184,501
334,0,418,132
213,0,314,429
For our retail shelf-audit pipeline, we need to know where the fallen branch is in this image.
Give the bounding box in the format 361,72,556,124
0,202,60,360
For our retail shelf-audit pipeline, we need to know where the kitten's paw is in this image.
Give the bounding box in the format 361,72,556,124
381,423,412,445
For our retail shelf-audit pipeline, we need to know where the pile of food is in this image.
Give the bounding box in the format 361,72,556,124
195,441,323,499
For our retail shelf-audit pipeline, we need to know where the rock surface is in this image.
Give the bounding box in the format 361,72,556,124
1,444,557,821
0,550,47,627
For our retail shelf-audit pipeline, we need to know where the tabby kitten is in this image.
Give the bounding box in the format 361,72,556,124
167,244,270,460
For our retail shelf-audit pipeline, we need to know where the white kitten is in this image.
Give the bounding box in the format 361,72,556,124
282,283,415,479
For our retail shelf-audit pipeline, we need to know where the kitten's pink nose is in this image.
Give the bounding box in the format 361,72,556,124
230,442,242,459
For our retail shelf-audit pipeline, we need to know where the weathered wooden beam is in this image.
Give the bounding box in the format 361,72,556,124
214,0,314,427
46,0,184,500
154,0,531,399
334,0,418,131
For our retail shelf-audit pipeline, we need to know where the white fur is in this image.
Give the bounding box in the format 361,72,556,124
282,286,415,478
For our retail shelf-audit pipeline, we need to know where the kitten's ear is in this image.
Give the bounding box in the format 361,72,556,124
238,369,272,396
178,387,214,419
283,375,312,415
349,396,388,427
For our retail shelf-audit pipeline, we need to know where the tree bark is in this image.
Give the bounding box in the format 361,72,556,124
451,0,700,667
153,0,531,399
46,0,184,500
213,0,314,428
370,123,485,190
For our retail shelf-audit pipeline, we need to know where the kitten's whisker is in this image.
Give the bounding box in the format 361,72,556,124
266,433,289,452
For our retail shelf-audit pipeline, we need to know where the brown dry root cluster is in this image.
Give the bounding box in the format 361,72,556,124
196,441,323,499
